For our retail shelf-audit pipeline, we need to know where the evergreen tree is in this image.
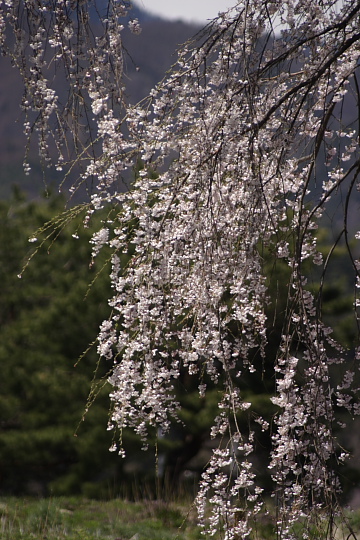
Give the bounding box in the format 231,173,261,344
0,192,118,496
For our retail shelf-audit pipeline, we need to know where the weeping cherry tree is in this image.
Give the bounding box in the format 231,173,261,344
2,0,360,538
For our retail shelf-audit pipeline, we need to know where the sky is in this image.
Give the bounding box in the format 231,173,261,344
136,0,234,24
136,1,346,25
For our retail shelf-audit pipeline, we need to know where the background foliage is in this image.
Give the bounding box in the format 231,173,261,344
0,191,118,497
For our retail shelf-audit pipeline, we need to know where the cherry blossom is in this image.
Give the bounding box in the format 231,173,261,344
3,1,360,538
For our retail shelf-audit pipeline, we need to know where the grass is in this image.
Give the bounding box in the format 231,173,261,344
0,496,203,540
1,496,359,540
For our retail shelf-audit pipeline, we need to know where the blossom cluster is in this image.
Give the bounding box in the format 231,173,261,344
94,1,360,536
0,0,128,181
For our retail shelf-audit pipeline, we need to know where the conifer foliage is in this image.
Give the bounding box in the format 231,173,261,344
1,1,360,538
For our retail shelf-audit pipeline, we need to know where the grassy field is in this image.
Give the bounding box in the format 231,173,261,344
0,497,203,540
1,496,359,540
